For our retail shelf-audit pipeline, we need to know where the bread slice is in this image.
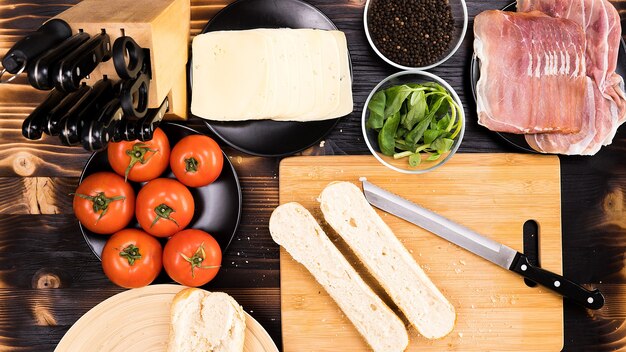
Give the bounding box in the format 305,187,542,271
269,202,409,352
167,288,246,352
319,182,456,339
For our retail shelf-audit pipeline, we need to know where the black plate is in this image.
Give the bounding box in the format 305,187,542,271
470,2,626,153
79,122,242,263
191,0,348,157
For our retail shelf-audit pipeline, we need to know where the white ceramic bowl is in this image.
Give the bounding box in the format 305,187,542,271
362,70,465,174
363,0,468,70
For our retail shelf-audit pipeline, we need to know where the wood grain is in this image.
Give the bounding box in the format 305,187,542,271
0,0,623,351
279,154,563,351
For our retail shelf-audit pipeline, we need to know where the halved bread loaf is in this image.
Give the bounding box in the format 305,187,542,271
269,202,409,352
319,182,456,339
167,288,246,352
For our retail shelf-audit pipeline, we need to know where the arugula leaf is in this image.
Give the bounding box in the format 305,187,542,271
431,137,454,154
405,115,433,147
366,111,384,130
423,129,442,145
378,111,401,156
402,91,427,131
367,90,386,118
395,126,408,139
384,85,413,117
427,153,442,161
437,114,451,131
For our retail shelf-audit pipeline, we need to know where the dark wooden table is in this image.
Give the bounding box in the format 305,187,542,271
0,0,625,350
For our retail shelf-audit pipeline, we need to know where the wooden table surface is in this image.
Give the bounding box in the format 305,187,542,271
0,0,625,350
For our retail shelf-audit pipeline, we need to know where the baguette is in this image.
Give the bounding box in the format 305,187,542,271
167,288,246,352
319,182,456,339
269,202,409,352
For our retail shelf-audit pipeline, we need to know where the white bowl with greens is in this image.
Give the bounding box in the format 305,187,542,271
362,70,465,174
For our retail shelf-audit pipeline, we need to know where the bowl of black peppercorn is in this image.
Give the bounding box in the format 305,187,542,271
364,0,468,70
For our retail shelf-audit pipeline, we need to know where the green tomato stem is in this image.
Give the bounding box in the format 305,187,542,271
119,244,141,266
184,157,199,173
151,203,179,228
124,143,158,182
72,192,126,222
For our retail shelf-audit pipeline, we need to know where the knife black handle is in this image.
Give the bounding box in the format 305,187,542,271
56,32,111,93
60,78,114,145
46,83,91,136
120,71,150,118
1,19,72,76
82,98,124,152
510,253,605,310
22,89,69,140
27,32,90,90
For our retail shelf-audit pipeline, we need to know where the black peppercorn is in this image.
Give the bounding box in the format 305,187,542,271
368,0,455,67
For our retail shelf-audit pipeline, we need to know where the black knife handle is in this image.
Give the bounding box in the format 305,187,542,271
60,78,114,145
22,89,69,140
82,98,124,152
1,19,72,76
27,32,90,90
510,253,605,310
46,83,91,136
56,32,111,92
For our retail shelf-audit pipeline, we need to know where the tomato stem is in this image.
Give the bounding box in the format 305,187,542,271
184,157,199,173
72,192,126,222
124,143,158,182
119,244,141,265
151,203,179,228
179,242,220,278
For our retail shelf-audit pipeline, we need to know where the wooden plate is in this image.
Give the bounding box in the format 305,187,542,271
55,284,279,352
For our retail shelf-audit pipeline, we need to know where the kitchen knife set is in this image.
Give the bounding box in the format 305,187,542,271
1,19,165,151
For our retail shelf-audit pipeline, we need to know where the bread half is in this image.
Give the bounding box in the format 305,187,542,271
319,182,456,339
269,202,409,352
167,288,246,352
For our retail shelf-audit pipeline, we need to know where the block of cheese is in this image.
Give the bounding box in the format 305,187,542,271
191,28,353,122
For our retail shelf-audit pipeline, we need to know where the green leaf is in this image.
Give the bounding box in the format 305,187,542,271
384,85,413,117
366,111,384,130
367,90,386,117
437,114,451,131
395,126,408,139
427,153,442,161
402,91,427,131
378,112,401,156
431,137,454,154
405,115,433,147
436,97,450,117
424,129,442,145
409,153,422,167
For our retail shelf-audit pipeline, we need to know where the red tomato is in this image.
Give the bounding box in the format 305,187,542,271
163,229,222,286
101,229,163,288
135,178,194,237
170,135,224,187
107,127,170,182
73,172,135,234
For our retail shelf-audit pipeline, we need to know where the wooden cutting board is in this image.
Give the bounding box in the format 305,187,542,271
278,154,563,351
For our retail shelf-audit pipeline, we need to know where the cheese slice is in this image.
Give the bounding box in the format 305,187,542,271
191,28,353,122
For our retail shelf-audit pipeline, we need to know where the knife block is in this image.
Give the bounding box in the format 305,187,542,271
53,0,189,120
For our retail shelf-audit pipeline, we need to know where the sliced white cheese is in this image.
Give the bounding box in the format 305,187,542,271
191,30,270,120
191,28,353,122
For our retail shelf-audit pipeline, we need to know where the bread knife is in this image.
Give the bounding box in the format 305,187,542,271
361,180,605,310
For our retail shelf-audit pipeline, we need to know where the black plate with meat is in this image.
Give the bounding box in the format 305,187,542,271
470,2,626,153
190,0,352,157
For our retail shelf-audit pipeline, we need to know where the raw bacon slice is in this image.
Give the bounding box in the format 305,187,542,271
518,0,626,154
474,10,587,134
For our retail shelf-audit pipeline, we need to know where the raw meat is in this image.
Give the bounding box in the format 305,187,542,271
518,0,626,154
474,10,588,134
